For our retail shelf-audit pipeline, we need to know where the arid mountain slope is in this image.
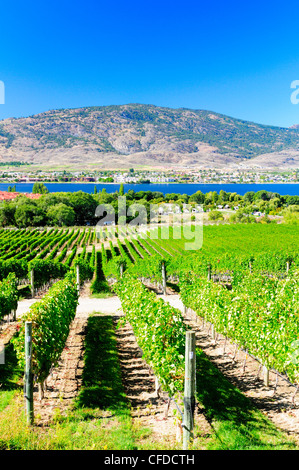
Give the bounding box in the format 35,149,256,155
0,103,299,169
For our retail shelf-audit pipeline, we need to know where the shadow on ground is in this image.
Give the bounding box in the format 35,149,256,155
75,315,128,413
195,349,297,449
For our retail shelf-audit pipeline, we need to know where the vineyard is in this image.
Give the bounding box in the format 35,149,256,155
1,221,299,449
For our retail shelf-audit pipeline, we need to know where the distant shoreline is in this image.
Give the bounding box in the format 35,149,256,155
1,180,299,185
1,181,299,197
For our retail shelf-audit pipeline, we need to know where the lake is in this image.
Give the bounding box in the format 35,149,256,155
1,182,299,196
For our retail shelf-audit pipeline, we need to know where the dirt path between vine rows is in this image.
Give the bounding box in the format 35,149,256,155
1,284,299,447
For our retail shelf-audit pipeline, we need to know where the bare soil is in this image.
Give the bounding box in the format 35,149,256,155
113,315,183,446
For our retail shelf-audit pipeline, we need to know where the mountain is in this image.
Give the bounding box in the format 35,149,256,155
1,103,299,170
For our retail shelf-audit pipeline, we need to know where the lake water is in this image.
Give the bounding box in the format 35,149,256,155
1,182,299,196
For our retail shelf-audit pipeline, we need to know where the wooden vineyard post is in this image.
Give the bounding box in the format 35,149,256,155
30,269,34,298
183,330,196,450
120,262,124,278
76,264,80,295
211,323,216,341
207,264,211,281
24,321,34,425
161,260,167,295
263,365,269,387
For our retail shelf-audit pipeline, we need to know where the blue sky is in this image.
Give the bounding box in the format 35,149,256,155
0,0,299,127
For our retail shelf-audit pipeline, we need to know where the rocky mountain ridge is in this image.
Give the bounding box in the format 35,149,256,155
1,103,299,169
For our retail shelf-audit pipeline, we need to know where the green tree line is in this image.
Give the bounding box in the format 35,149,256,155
0,186,298,228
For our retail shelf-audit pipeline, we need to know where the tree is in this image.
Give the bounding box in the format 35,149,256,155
254,190,270,201
212,191,219,204
286,195,299,206
149,191,163,200
189,191,205,204
126,189,135,200
98,190,114,205
165,193,179,201
219,190,228,202
32,182,49,194
46,203,75,226
37,193,71,213
268,197,281,211
0,201,15,226
244,191,255,203
229,192,237,202
177,193,189,204
14,199,45,227
68,191,97,225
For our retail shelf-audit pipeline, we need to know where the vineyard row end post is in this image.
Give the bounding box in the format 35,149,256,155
25,321,34,425
76,264,80,295
183,330,196,450
30,269,34,298
162,261,167,295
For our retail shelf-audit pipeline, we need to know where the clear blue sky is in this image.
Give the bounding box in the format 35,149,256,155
1,0,299,127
